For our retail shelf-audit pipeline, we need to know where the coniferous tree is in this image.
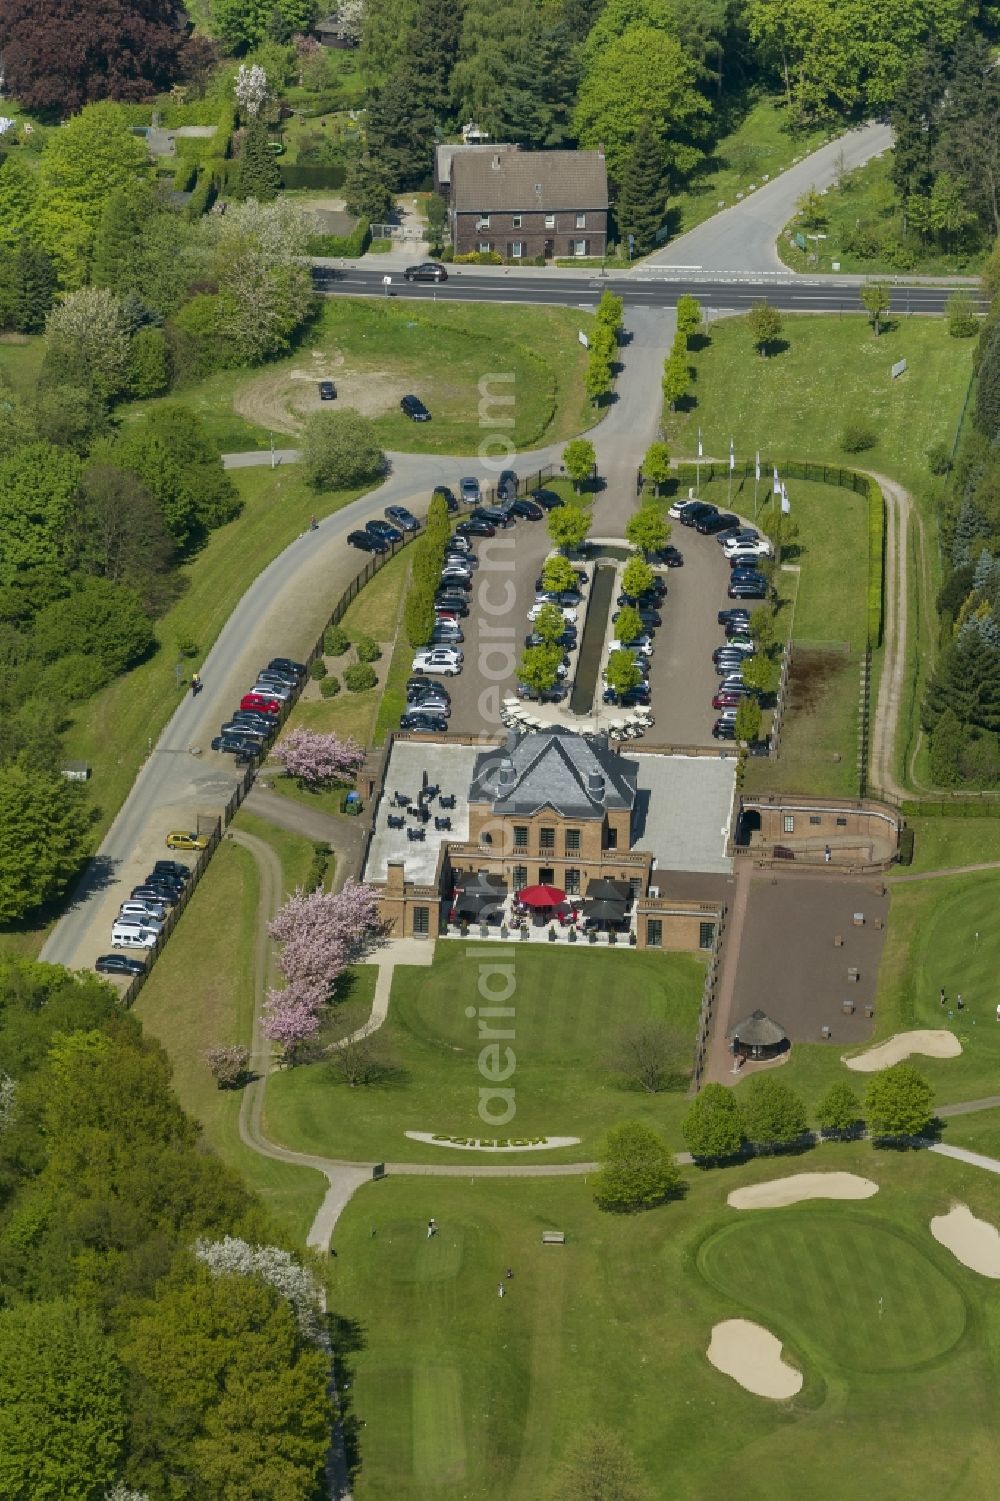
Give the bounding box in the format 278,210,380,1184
614,118,667,254
90,187,141,292
890,37,945,203
366,61,436,189
924,628,1000,734
404,0,465,122
235,118,282,203
1,240,57,333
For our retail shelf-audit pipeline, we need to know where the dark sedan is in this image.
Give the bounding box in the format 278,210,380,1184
403,261,448,282
385,505,419,531
530,488,564,510
95,953,147,976
470,506,513,528
456,518,495,537
400,394,431,422
696,510,739,534
603,685,651,706
400,712,449,732
654,545,684,567
267,657,307,680
718,607,752,626
366,519,403,543
497,470,518,502
679,503,716,527
432,486,459,513
712,718,738,740
347,530,388,553
318,380,336,401
509,497,543,520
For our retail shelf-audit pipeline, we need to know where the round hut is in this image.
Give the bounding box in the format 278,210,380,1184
728,1009,788,1062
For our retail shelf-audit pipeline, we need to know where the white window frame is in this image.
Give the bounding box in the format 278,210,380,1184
544,213,555,229
512,214,522,228
783,814,795,834
478,241,491,254
575,212,586,229
572,239,587,257
477,213,490,228
511,241,523,258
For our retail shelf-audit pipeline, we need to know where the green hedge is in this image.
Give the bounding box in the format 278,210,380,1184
278,162,346,190
172,159,197,192
185,170,218,221
898,799,1000,818
306,220,370,257
865,476,884,650
174,131,230,166
161,100,235,130
118,103,155,125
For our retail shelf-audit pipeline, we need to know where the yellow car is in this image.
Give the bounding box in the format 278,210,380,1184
165,830,209,851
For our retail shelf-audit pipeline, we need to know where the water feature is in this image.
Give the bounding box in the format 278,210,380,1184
570,564,615,714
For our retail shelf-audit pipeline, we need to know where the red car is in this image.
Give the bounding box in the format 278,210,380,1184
240,692,282,715
712,690,748,710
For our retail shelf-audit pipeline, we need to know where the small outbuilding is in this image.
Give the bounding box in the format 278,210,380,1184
729,1008,788,1061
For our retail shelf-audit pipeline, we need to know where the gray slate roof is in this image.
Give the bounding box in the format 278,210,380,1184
450,149,608,213
469,729,636,819
436,142,518,188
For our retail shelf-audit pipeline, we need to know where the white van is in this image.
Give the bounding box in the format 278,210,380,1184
111,923,158,950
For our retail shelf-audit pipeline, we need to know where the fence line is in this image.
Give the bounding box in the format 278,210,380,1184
114,466,562,1009
690,904,728,1093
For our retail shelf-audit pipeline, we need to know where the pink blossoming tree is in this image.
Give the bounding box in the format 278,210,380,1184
272,728,364,787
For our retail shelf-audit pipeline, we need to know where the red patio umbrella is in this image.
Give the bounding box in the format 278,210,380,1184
517,883,566,908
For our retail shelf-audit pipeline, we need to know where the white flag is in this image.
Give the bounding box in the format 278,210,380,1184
772,465,780,495
729,439,735,472
697,427,703,459
781,484,791,515
755,450,761,483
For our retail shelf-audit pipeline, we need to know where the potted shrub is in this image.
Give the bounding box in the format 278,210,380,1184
460,918,469,937
628,930,637,946
479,921,489,938
588,928,597,944
520,925,529,941
500,923,509,940
568,926,577,943
548,924,556,941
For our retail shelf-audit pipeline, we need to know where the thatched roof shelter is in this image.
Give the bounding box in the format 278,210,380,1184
728,1009,788,1060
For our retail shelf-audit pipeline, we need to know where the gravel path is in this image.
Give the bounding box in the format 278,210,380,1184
869,471,915,801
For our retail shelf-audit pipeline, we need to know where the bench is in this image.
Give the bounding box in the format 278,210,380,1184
541,1230,566,1245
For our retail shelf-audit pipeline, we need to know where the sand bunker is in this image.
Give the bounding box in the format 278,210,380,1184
707,1319,803,1399
931,1204,1000,1278
727,1171,879,1210
844,1029,962,1072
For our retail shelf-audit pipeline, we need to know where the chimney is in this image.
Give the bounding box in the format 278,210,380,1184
498,756,517,785
587,771,605,797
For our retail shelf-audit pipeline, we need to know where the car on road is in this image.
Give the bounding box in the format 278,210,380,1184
497,470,518,502
697,510,739,534
385,504,419,531
267,657,307,680
649,545,683,567
433,485,459,512
678,502,716,527
460,476,481,504
412,648,463,675
403,261,448,282
456,518,494,537
530,488,564,510
166,830,209,851
347,529,388,553
318,380,336,401
95,953,147,976
509,497,543,521
400,394,431,422
471,505,513,528
712,718,737,739
366,519,404,543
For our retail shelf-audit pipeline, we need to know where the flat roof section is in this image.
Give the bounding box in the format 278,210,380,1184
363,741,481,885
628,753,736,876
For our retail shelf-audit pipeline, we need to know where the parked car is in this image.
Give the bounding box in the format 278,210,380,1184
509,497,543,521
438,571,472,590
120,899,167,922
256,669,298,690
525,629,577,649
240,693,283,715
723,535,771,558
713,642,754,663
400,710,450,732
471,505,513,528
612,635,654,655
696,510,739,534
131,885,178,907
712,718,737,740
318,380,336,401
516,683,568,702
347,530,387,553
152,860,192,882
715,657,752,677
231,711,277,734
403,261,448,282
267,657,307,680
612,608,660,629
530,488,564,510
412,648,463,675
433,600,470,619
497,470,518,502
535,570,587,592
721,632,755,651
111,925,159,950
166,831,209,851
400,394,431,422
527,602,577,623
212,733,262,755
385,504,419,531
252,680,291,701
430,625,465,646
728,579,769,599
456,518,494,538
445,532,472,553
144,871,185,894
603,684,652,706
433,485,459,512
220,721,270,745
719,607,752,627
649,545,683,567
679,502,716,527
617,591,663,610
406,686,451,714
534,590,582,608
668,498,705,520
713,688,750,709
444,550,478,569
406,674,437,696
460,476,481,504
366,519,403,543
95,953,147,976
717,526,759,547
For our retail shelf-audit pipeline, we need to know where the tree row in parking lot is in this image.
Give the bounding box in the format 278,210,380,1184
404,494,454,648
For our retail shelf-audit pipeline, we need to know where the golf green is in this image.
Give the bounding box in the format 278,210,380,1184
699,1212,968,1373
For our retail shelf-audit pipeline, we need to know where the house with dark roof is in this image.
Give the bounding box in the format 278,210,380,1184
445,147,609,261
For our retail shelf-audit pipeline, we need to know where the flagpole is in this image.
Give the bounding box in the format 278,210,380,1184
728,438,734,507
696,427,702,494
754,451,760,518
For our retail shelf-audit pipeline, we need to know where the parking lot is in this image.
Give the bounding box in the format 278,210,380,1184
431,496,734,748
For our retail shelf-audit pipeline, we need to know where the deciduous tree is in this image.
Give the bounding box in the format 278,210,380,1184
593,1119,681,1211
303,409,386,490
733,696,762,745
205,1046,251,1089
864,1062,934,1139
740,1074,807,1150
621,555,655,597
547,504,593,553
661,349,690,409
541,556,580,594
614,605,644,644
604,648,643,697
681,1082,745,1160
860,280,890,337
518,643,563,695
747,300,783,357
642,440,672,494
0,765,91,920
563,438,597,491
607,1020,685,1093
675,293,702,341
624,505,668,554
272,728,365,786
816,1080,862,1136
551,1426,650,1501
44,287,133,402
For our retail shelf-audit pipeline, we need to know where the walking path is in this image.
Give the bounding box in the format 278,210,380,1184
244,783,367,890
890,861,1000,884
928,1143,1000,1176
869,471,914,801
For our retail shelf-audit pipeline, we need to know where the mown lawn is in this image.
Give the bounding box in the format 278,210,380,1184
332,1143,1000,1500
60,465,363,840
663,95,829,242
120,297,596,457
668,314,974,506
264,944,706,1163
0,333,45,395
901,816,1000,874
